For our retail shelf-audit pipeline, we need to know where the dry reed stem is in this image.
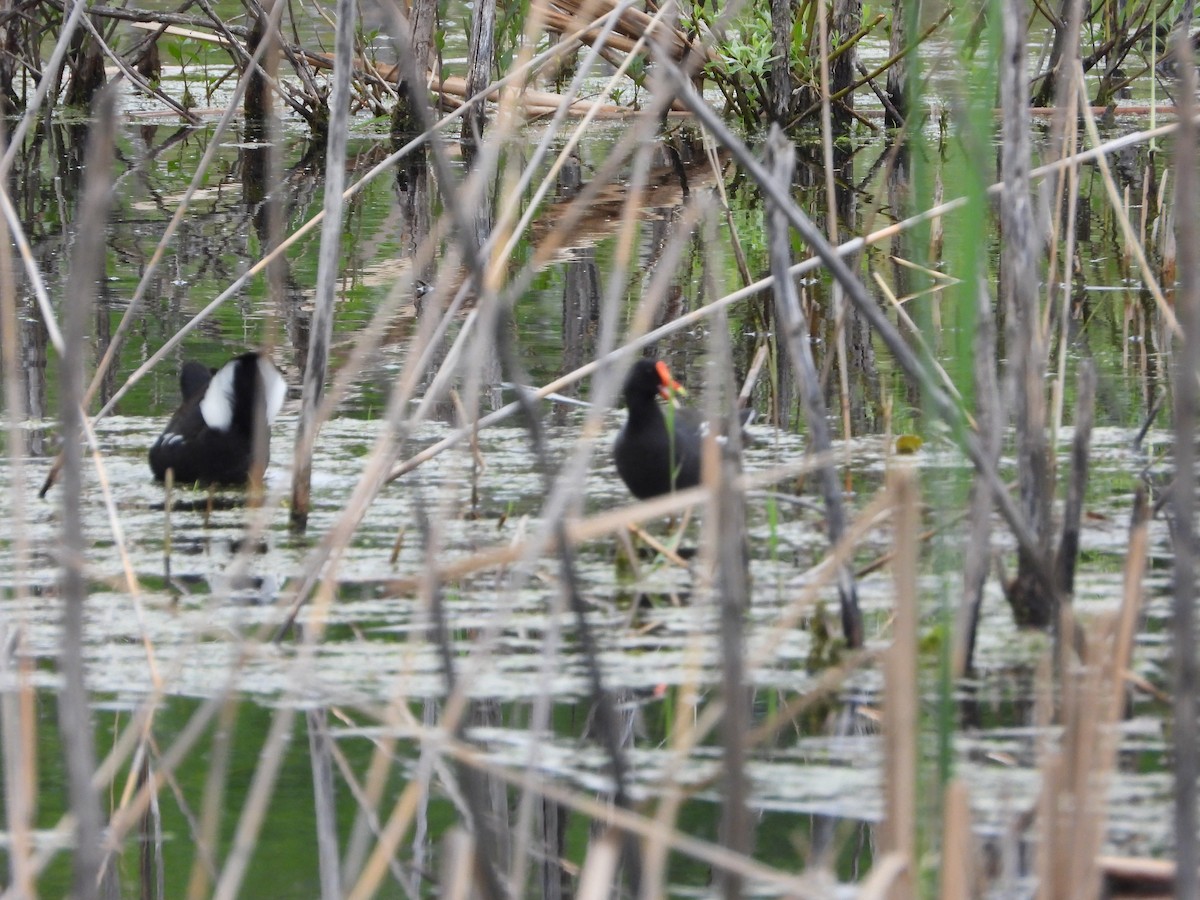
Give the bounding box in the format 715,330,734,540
816,0,854,448
854,852,909,898
575,830,621,899
938,779,974,898
953,270,1002,676
1169,10,1200,894
57,88,116,900
438,829,478,898
639,656,703,900
290,0,357,528
0,107,37,895
701,261,753,900
1048,109,1081,443
880,468,918,900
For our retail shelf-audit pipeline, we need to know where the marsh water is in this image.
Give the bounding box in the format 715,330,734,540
0,76,1183,897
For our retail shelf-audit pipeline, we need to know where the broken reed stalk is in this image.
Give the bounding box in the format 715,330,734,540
1169,9,1199,896
765,124,863,647
57,88,116,900
999,0,1055,629
290,0,356,531
881,468,918,900
703,271,753,898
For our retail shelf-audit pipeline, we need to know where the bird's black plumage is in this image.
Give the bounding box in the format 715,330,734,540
613,359,705,499
149,352,286,485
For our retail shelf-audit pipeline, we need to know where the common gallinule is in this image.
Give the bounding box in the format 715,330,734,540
613,358,706,499
149,351,286,485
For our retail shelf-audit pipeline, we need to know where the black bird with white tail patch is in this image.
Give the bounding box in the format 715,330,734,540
149,352,286,485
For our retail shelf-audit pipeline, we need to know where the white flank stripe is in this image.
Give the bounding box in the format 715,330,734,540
260,357,286,424
199,358,237,431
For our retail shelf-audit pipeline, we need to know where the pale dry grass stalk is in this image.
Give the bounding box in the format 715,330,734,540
881,467,918,900
815,0,854,448
0,116,37,898
700,236,753,900
576,831,621,899
938,779,974,897
1110,489,1149,716
57,87,117,900
438,828,478,898
1169,6,1200,894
